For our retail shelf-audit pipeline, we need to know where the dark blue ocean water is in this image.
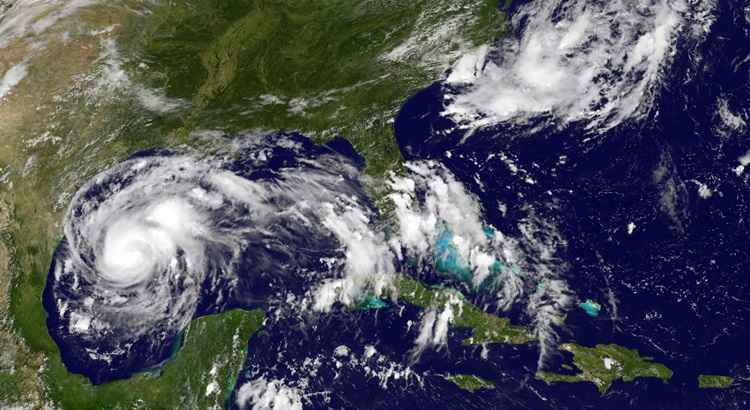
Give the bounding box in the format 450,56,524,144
235,0,750,408
43,134,371,384
383,0,750,408
44,1,750,408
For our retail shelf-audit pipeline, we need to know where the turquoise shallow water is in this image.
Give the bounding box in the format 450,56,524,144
358,294,389,310
434,227,509,287
434,228,474,283
579,299,601,317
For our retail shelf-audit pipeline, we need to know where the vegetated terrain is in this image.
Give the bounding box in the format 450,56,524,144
0,1,509,407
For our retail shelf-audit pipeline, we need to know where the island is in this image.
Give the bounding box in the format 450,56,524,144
698,374,734,389
578,299,601,317
536,343,673,393
447,374,496,392
397,275,534,345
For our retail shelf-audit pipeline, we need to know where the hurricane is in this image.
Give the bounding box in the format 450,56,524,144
43,133,394,383
45,129,570,387
3,0,750,407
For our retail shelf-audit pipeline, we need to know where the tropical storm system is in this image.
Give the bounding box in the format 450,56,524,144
0,0,749,409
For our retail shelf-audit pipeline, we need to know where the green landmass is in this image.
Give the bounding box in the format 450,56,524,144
0,1,510,407
447,374,495,392
698,374,734,389
0,370,20,405
536,343,673,393
126,0,510,177
45,309,265,410
397,275,534,345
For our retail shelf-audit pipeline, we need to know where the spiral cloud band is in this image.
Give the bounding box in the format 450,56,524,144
43,134,385,383
45,133,569,385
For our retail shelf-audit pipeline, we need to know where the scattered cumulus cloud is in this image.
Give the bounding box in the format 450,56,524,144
0,0,94,48
410,292,461,361
388,161,574,364
236,378,303,410
313,202,395,311
95,38,187,114
0,57,30,101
